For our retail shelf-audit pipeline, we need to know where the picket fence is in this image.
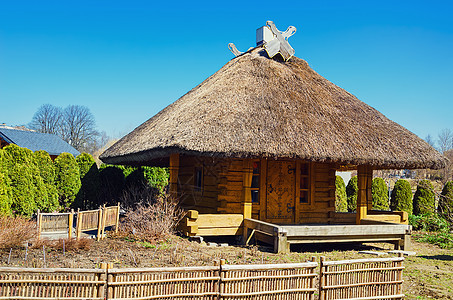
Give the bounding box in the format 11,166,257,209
37,204,120,240
0,256,405,300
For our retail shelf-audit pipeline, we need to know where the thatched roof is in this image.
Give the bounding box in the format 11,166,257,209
101,48,446,169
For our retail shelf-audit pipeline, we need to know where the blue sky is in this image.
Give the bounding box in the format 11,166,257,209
1,1,452,143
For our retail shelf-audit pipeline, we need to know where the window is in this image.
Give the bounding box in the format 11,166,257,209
194,167,203,191
251,161,260,203
300,162,310,204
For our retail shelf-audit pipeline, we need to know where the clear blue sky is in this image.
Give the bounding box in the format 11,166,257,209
1,1,452,142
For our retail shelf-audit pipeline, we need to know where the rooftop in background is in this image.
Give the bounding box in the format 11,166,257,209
0,125,80,157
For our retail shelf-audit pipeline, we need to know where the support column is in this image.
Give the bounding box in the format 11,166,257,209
169,153,180,199
242,159,253,242
356,165,371,224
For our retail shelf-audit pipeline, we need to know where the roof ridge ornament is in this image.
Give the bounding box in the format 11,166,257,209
228,21,297,61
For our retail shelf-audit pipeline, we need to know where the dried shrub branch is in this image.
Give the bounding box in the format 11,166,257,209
0,215,36,249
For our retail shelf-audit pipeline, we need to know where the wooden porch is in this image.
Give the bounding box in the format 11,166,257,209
178,210,412,253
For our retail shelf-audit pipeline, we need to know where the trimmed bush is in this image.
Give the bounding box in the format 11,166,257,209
413,180,435,215
439,181,453,223
0,150,12,215
335,175,347,212
33,150,59,212
346,176,358,212
371,177,389,210
3,145,40,216
142,167,169,193
55,153,81,209
76,153,100,209
390,179,413,214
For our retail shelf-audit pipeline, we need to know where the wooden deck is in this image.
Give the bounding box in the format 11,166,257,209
244,219,412,253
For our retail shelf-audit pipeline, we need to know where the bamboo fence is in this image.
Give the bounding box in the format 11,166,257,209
38,204,120,241
0,267,106,299
318,254,405,300
0,257,406,300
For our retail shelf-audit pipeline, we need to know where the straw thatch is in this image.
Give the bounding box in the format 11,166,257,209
101,47,446,169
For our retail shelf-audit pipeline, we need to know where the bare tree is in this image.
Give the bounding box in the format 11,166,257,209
29,104,63,134
438,128,453,153
425,134,436,148
60,105,99,152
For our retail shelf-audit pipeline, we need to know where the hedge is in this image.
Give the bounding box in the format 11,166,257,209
76,153,100,209
390,179,413,214
33,150,59,212
55,153,81,208
439,181,453,221
346,176,358,212
371,177,389,210
335,175,348,212
0,150,12,215
413,180,435,215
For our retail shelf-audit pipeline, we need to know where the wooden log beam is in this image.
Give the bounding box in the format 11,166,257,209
169,153,180,199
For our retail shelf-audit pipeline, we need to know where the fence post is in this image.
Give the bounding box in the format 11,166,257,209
319,256,325,300
37,209,42,239
115,202,120,233
101,204,107,239
97,207,103,241
219,259,225,300
76,209,82,240
98,263,108,299
310,256,316,300
68,209,74,239
107,264,114,300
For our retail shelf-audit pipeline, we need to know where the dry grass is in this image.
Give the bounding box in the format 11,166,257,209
0,215,36,249
31,238,93,251
120,195,184,242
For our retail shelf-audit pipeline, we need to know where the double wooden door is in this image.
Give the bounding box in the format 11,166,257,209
265,161,296,224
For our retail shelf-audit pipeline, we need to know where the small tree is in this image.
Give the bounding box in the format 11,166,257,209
372,177,389,210
439,181,453,223
390,179,413,214
33,150,59,212
142,167,169,193
413,180,435,215
76,153,100,209
55,153,81,209
335,175,347,212
346,176,358,212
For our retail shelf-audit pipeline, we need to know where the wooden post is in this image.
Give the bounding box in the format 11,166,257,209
319,256,325,300
76,208,82,240
68,209,74,239
169,153,180,198
242,159,253,242
107,265,114,299
97,207,103,241
98,263,108,299
37,209,42,240
356,165,369,224
115,202,120,233
273,227,288,254
310,256,316,300
101,204,107,239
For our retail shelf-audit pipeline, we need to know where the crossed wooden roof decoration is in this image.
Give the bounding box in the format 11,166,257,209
229,21,297,61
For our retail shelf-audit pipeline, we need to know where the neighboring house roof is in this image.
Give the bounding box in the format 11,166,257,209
0,127,80,157
100,47,446,170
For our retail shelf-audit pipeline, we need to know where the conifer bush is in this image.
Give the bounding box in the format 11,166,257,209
439,181,453,223
2,145,41,216
0,150,12,215
346,176,358,212
99,165,125,206
55,153,81,209
390,179,413,214
335,175,347,212
371,177,389,210
413,180,435,215
76,153,100,209
33,150,59,212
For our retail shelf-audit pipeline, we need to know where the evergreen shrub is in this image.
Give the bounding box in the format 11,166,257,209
390,179,413,214
76,153,100,209
413,180,435,215
371,177,389,210
346,176,358,212
55,153,81,209
0,150,12,215
33,150,59,212
439,181,453,224
335,175,347,212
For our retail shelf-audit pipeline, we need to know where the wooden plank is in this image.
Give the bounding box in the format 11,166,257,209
244,218,280,235
197,227,242,236
169,153,179,198
259,158,267,221
295,161,301,224
282,224,410,237
190,214,243,228
242,159,253,220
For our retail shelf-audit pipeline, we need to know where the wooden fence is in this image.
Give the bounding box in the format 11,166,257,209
0,257,405,299
319,255,405,300
38,204,120,241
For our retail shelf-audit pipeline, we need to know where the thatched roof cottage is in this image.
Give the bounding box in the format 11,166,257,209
101,23,446,252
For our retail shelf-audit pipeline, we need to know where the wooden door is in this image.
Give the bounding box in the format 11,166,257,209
265,161,296,224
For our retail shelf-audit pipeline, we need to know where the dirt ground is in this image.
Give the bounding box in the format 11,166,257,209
0,234,452,299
